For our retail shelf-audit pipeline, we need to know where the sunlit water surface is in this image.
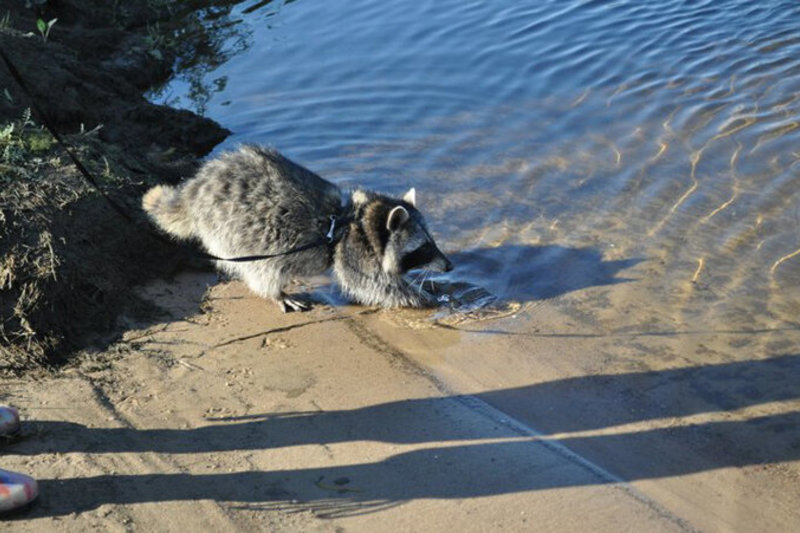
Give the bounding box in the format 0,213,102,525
157,0,800,355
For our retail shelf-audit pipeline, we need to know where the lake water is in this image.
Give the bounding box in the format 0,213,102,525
153,1,800,524
157,0,800,338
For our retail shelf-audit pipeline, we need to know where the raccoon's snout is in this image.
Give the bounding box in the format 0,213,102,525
431,251,454,273
397,242,454,274
444,256,454,272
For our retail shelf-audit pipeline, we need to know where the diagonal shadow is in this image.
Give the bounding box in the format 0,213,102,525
14,354,800,455
20,411,800,519
477,352,800,433
7,355,800,518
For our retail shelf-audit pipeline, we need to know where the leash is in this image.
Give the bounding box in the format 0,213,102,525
0,46,347,262
193,214,353,263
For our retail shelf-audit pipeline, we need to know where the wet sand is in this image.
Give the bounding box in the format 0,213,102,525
3,271,799,531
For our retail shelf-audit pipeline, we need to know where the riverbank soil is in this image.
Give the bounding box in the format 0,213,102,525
0,0,228,372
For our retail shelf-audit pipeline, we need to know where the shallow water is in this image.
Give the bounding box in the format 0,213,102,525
157,0,800,350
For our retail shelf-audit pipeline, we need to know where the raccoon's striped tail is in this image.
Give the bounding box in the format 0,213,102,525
141,185,194,239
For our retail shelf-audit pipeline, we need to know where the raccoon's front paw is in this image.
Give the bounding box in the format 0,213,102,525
419,290,440,308
404,288,438,308
279,294,312,313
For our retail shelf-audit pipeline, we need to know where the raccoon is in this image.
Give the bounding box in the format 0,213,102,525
142,145,453,312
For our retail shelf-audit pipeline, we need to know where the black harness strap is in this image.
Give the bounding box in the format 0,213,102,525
195,213,353,263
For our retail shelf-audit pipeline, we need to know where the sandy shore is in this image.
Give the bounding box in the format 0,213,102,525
2,270,799,531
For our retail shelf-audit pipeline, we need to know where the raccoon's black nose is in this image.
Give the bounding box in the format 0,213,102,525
444,258,454,272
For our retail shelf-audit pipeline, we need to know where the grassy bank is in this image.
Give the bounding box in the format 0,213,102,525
0,1,236,373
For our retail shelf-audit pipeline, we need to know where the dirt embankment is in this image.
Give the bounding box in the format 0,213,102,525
0,1,232,373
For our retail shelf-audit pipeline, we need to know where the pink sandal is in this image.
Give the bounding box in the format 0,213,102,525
0,406,38,513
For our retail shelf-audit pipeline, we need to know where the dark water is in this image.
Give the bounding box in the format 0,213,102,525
156,0,800,337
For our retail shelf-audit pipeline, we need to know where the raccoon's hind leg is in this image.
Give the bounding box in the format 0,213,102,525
238,266,311,313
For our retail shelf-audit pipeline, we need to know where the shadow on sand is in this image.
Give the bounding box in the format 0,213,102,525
11,354,800,518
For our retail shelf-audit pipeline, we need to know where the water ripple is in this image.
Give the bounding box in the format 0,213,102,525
158,0,800,330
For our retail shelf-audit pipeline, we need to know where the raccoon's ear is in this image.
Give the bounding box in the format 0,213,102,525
403,187,416,207
387,205,410,232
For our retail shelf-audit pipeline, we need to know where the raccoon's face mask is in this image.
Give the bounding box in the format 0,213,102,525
382,189,454,275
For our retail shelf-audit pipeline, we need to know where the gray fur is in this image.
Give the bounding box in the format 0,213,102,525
142,145,452,311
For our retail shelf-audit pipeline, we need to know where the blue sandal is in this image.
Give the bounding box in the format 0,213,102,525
0,469,38,513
